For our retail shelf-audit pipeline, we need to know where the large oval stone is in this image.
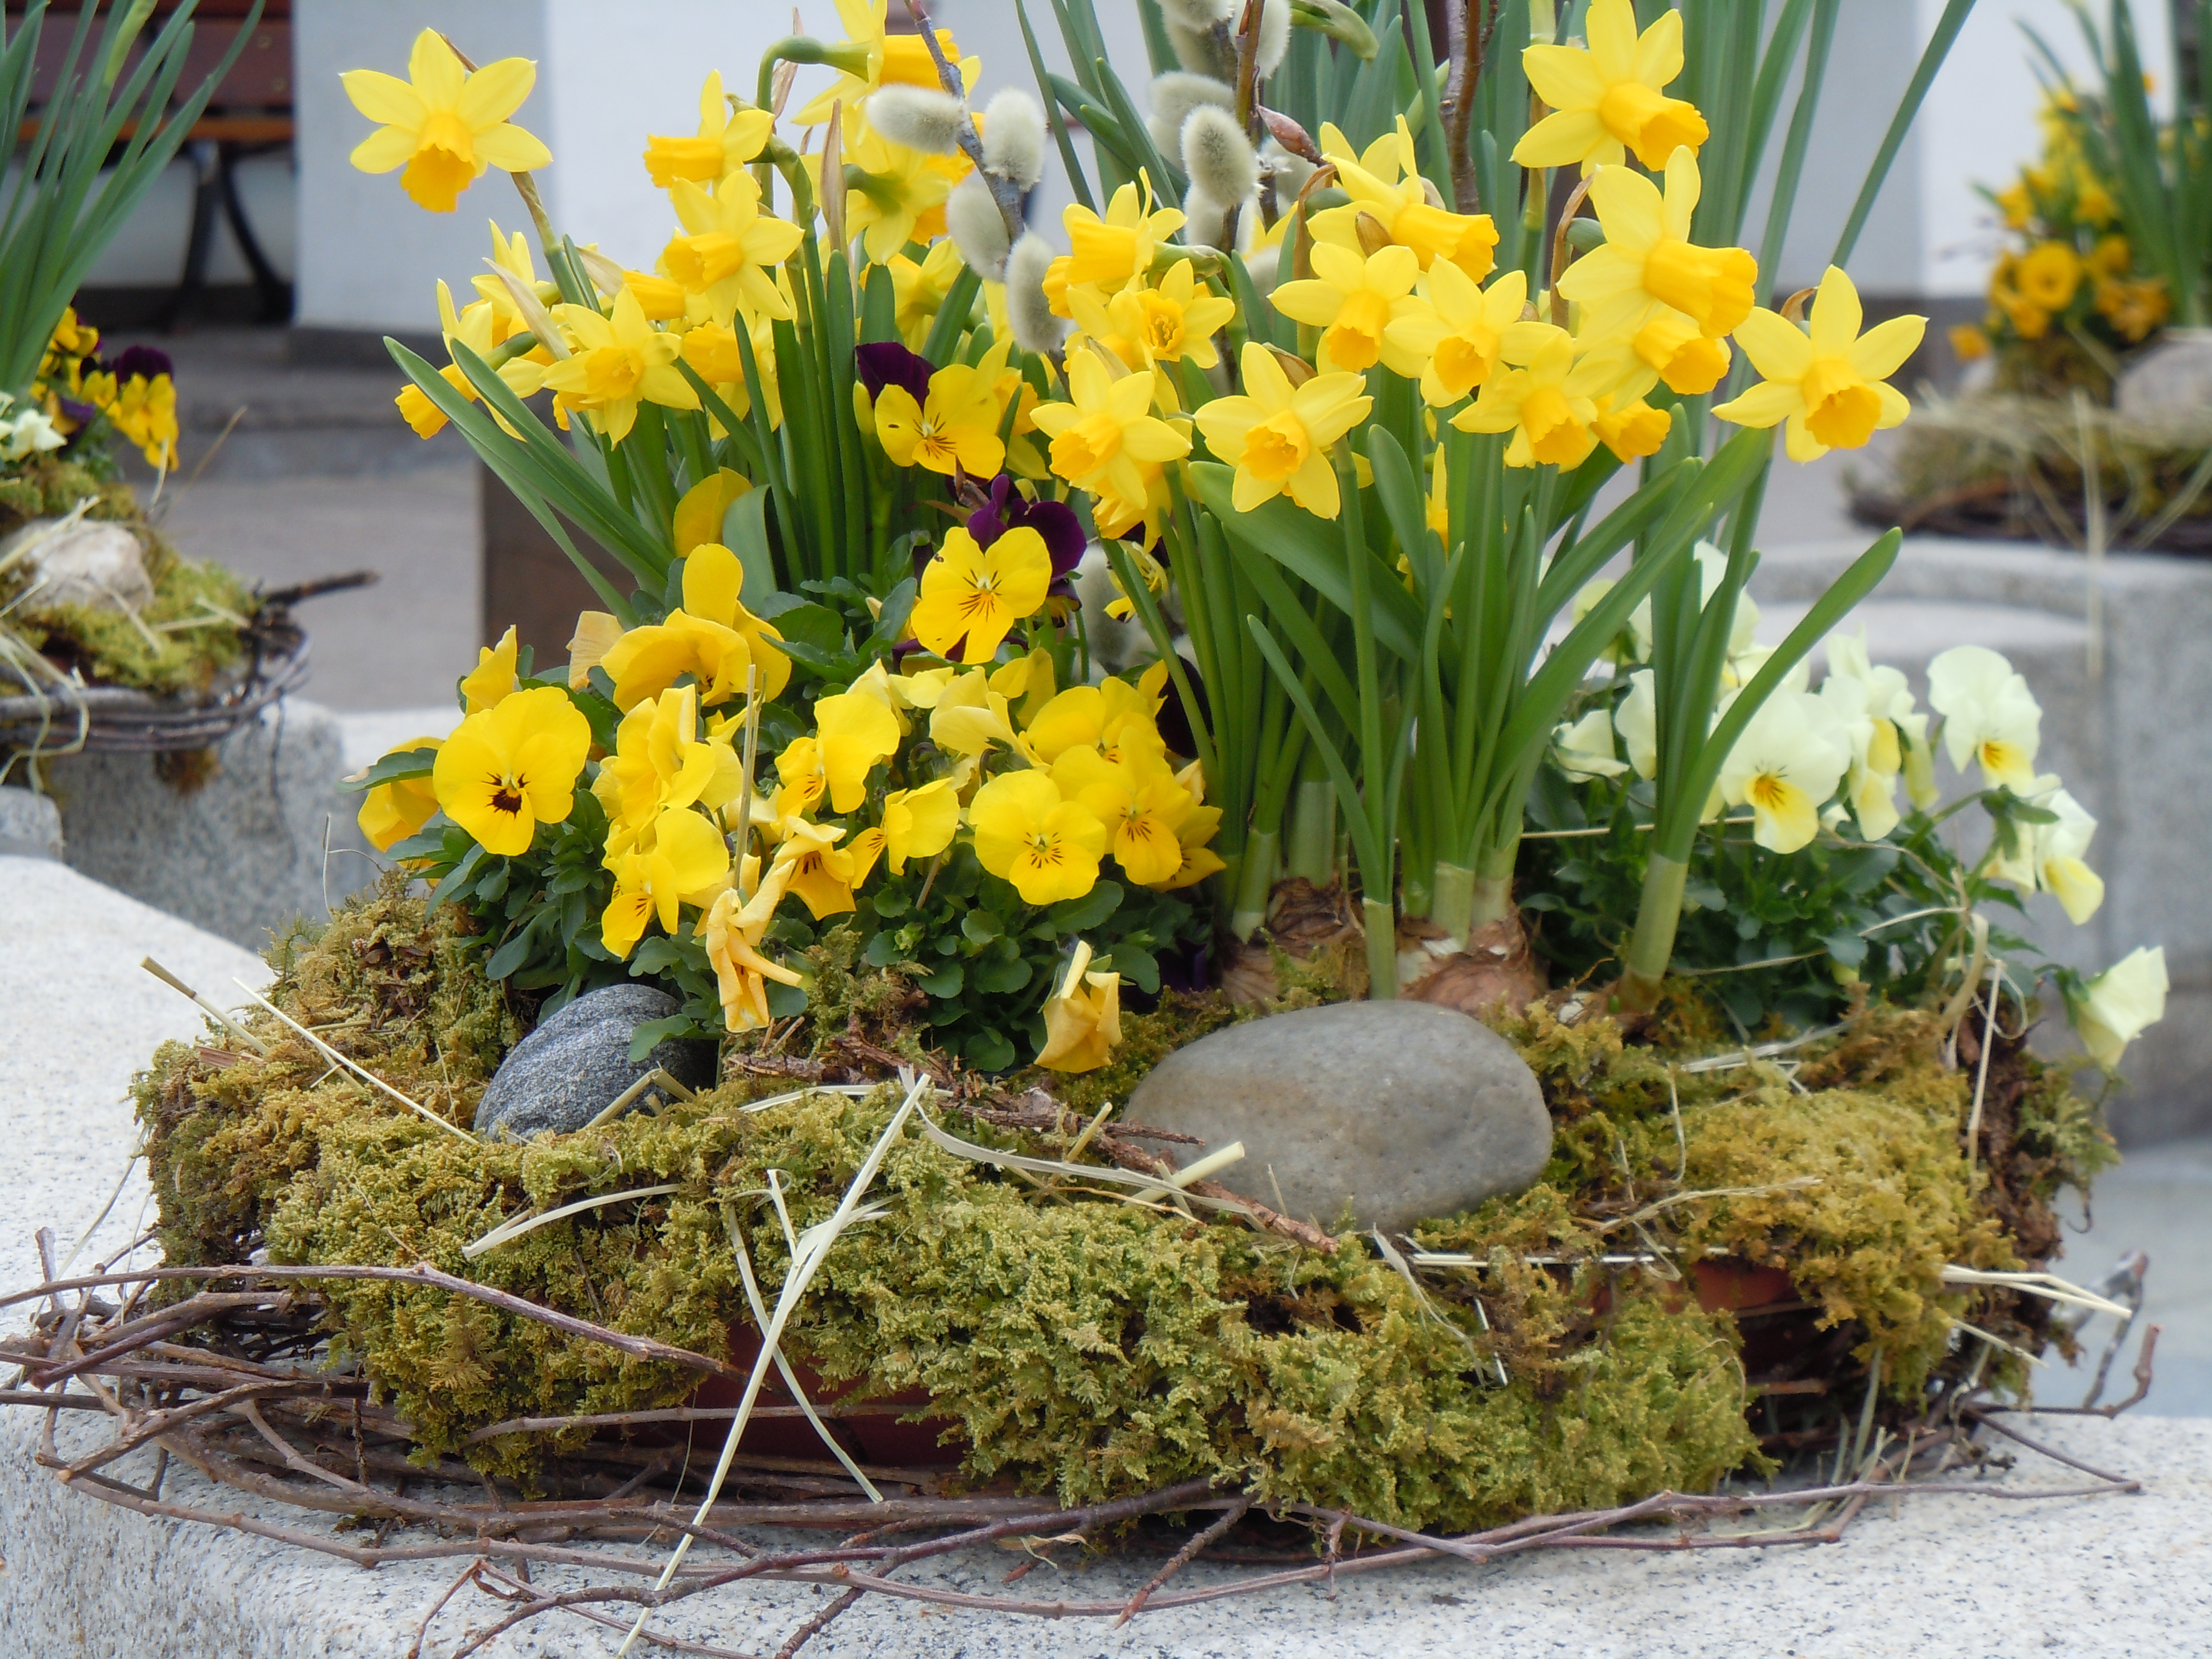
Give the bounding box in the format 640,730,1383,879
474,984,716,1140
1124,1000,1552,1233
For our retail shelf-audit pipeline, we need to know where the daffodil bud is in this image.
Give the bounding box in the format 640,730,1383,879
1146,71,1235,163
864,84,967,155
1256,0,1291,75
1005,232,1069,353
981,90,1047,189
1181,104,1259,206
946,174,1011,279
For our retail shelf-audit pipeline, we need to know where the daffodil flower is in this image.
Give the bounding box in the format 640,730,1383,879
342,30,551,214
1313,118,1499,282
1050,181,1187,300
1558,151,1757,341
1450,325,1611,470
1193,341,1371,517
1034,939,1123,1073
890,240,966,347
431,686,591,857
1717,691,1848,854
541,288,697,443
2071,946,2168,1069
969,770,1107,905
909,524,1052,665
1926,645,2042,793
847,778,962,883
469,221,554,342
1027,347,1192,514
1050,748,1194,885
1383,266,1527,407
1552,708,1628,780
396,279,548,440
1592,393,1672,462
598,543,791,709
1273,242,1424,374
1989,775,2105,924
822,114,960,262
703,860,804,1033
644,71,771,188
1632,309,1732,396
600,806,733,959
1513,0,1709,175
662,173,805,325
772,819,862,919
1083,261,1237,371
793,0,976,125
1713,267,1924,462
596,685,745,849
683,313,781,430
355,735,446,851
459,624,520,714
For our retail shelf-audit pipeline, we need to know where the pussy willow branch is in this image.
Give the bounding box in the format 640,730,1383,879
901,0,1026,243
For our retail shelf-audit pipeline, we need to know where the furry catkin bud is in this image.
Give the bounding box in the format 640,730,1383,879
1180,182,1255,253
946,175,1012,279
1260,138,1315,209
1146,72,1236,164
981,90,1047,189
864,84,967,155
1256,0,1291,76
1005,233,1069,353
1181,104,1259,205
1157,0,1236,26
1165,16,1235,78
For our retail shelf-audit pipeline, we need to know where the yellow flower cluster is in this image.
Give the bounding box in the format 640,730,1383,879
28,309,181,470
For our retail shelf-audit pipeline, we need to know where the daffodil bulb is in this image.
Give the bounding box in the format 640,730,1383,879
947,174,1012,278
864,85,967,155
1005,231,1070,353
1182,104,1261,206
2071,945,2168,1068
1147,72,1235,163
981,90,1047,189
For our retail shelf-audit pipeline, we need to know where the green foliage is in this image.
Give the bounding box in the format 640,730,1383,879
9,534,252,697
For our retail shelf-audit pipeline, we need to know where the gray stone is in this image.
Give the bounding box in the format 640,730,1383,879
474,983,716,1140
1125,1000,1552,1232
2116,328,2212,424
2,517,153,611
0,785,61,858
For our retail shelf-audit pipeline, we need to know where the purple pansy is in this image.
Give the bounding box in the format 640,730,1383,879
968,473,1085,595
111,344,173,382
854,342,933,408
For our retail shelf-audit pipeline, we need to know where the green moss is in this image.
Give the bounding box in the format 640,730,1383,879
13,541,253,697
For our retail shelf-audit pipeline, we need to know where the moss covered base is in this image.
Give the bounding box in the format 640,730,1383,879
134,886,2111,1533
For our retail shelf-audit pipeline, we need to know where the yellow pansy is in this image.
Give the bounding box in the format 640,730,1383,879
1272,241,1424,373
968,770,1107,905
1558,150,1756,339
1152,800,1227,892
459,624,520,714
1513,0,1708,175
1382,265,1528,406
600,806,732,959
595,685,743,845
2016,241,2082,311
1034,939,1122,1074
2073,947,2168,1069
644,71,771,188
1026,347,1192,513
909,525,1053,665
663,172,805,325
865,778,962,876
927,668,1022,757
1717,692,1848,855
1926,645,2042,793
1193,342,1372,518
566,610,625,691
672,469,752,556
355,736,445,852
772,819,862,920
598,543,791,708
702,860,804,1033
1050,747,1193,886
1713,266,1923,462
817,689,904,814
342,29,551,214
872,359,1005,477
1023,677,1168,766
431,685,591,857
542,287,697,443
793,0,976,125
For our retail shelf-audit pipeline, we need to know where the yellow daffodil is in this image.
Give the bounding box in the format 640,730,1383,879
431,685,591,857
1024,677,1168,767
1050,747,1193,885
1382,265,1528,406
1034,939,1122,1073
1070,260,1237,372
595,685,743,847
2072,947,2168,1069
542,287,697,443
1313,118,1499,282
465,221,558,347
355,736,446,851
1049,181,1187,303
1558,151,1756,340
459,624,520,714
599,543,791,709
1193,341,1372,517
1027,347,1192,515
1513,0,1708,175
1713,266,1923,462
1717,691,1848,854
772,818,862,919
703,859,804,1032
644,71,772,188
824,114,959,262
394,278,549,439
909,525,1053,664
1272,241,1423,373
1592,392,1671,461
663,172,804,325
600,806,733,958
850,778,962,877
793,0,976,125
873,359,1005,476
682,313,782,429
1926,645,2042,793
1451,325,1613,469
969,769,1107,905
342,30,551,213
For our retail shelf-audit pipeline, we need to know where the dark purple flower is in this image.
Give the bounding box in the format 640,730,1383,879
57,396,99,428
854,342,933,408
111,344,172,382
968,473,1085,593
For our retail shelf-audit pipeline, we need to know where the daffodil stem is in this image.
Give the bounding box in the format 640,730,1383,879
1618,852,1689,1015
507,171,557,259
1470,838,1518,927
1286,778,1335,884
1432,861,1475,952
1361,898,1397,1001
1230,830,1278,941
